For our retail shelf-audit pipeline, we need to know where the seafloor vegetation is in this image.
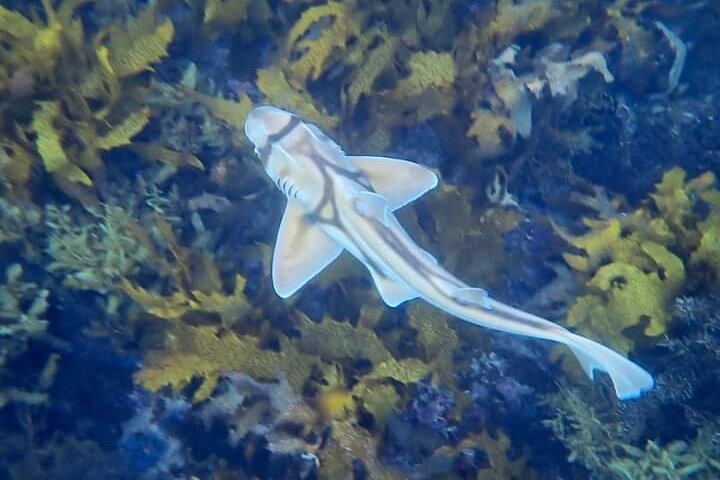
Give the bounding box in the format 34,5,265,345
0,0,719,478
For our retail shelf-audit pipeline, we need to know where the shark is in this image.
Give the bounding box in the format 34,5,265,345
244,105,654,400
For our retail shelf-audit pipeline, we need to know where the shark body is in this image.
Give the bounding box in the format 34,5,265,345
244,106,654,400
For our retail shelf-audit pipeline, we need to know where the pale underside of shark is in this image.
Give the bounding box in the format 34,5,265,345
244,106,654,400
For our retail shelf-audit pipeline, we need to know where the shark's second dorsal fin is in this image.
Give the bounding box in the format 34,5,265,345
272,199,343,298
453,287,492,310
350,156,438,210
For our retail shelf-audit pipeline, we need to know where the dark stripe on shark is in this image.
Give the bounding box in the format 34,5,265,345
369,219,464,291
362,215,558,332
303,151,390,276
258,116,302,167
293,135,464,291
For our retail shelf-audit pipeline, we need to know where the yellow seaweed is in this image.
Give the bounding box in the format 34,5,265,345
32,101,93,186
136,323,314,402
0,2,181,197
690,188,720,287
101,7,175,77
559,168,720,353
342,26,397,112
651,167,716,251
128,143,204,170
0,137,36,196
392,51,456,99
319,419,404,479
285,1,359,85
96,107,151,150
202,0,250,38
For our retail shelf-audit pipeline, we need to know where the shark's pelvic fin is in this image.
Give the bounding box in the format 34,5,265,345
272,199,343,298
350,156,438,210
367,267,419,306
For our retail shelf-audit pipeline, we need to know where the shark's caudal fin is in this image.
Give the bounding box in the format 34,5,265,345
272,200,343,298
350,156,438,210
564,332,654,400
486,301,653,399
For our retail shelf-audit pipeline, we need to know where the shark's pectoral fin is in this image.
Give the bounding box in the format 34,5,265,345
367,267,418,307
272,199,343,298
453,287,492,310
351,156,439,210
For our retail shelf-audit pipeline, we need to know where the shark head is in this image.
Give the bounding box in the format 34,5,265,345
244,105,292,151
245,106,343,207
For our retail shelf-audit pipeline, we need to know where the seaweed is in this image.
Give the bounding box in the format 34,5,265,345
543,383,720,480
0,1,192,203
558,168,720,354
0,263,51,408
45,204,150,293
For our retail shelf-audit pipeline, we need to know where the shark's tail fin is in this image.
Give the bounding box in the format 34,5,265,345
565,333,654,400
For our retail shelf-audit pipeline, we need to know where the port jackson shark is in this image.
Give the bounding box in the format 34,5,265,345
244,106,654,400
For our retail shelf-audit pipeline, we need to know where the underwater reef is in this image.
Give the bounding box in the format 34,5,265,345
0,0,719,478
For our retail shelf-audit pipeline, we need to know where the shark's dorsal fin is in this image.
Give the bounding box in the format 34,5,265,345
272,199,343,298
367,267,418,307
350,156,438,210
353,191,391,225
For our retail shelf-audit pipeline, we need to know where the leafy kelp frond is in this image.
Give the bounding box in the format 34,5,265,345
404,184,522,289
690,183,720,289
123,275,253,324
344,49,457,150
296,314,433,386
566,258,683,354
264,0,461,150
128,142,204,170
466,108,517,159
0,1,181,200
136,323,314,402
406,303,458,382
284,1,360,86
392,51,456,99
95,107,151,150
201,0,250,38
32,101,93,186
97,4,174,77
341,25,397,113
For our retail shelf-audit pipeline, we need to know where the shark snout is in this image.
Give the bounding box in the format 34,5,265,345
244,106,295,149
